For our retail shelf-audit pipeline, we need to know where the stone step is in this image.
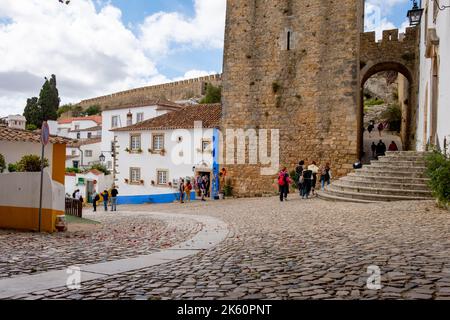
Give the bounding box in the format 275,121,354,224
385,151,431,156
338,178,430,191
328,183,433,197
356,168,426,178
372,159,426,166
346,173,430,185
322,188,433,202
317,191,376,204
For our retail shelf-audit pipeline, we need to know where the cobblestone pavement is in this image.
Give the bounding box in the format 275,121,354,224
0,211,202,279
8,197,450,300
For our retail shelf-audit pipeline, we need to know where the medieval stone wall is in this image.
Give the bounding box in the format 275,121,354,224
77,74,222,109
221,0,364,196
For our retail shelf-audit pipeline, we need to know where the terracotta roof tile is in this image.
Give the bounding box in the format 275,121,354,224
67,137,102,148
103,99,182,112
58,116,102,125
0,125,73,144
112,104,221,132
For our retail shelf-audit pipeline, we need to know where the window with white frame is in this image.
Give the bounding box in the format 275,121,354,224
111,116,119,128
74,124,80,130
87,132,92,138
85,150,93,157
152,134,164,150
130,167,141,183
130,134,141,151
71,149,76,156
157,170,168,185
137,113,144,123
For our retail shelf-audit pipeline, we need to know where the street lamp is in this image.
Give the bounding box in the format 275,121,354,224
407,0,424,26
99,153,106,163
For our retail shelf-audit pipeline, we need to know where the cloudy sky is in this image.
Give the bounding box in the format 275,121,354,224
0,0,412,117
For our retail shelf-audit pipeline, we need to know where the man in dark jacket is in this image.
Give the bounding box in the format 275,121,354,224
110,186,119,211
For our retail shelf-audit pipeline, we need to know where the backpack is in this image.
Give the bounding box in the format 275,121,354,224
278,173,285,186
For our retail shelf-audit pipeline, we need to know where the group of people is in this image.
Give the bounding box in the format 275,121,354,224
91,186,119,212
178,178,193,203
366,120,386,138
278,161,332,202
370,140,398,159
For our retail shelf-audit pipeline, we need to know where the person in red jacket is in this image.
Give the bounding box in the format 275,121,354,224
388,141,399,152
278,167,291,202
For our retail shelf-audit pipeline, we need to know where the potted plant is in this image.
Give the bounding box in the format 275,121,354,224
151,180,155,186
160,149,166,156
137,148,143,154
140,179,145,184
124,178,129,184
125,147,131,153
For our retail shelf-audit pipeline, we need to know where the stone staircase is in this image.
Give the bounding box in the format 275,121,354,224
318,151,434,203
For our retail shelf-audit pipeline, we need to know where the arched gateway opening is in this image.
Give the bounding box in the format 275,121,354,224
358,61,413,162
358,28,419,161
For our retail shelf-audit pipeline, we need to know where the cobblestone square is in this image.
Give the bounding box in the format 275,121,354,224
3,197,450,300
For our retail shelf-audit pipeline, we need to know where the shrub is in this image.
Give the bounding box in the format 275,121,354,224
223,184,233,197
16,155,49,172
425,150,450,207
364,98,385,107
90,163,110,176
0,154,5,173
8,163,18,172
26,124,37,131
199,84,222,104
381,104,402,133
66,167,81,174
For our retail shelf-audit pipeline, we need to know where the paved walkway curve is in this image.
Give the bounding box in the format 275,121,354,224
0,212,229,299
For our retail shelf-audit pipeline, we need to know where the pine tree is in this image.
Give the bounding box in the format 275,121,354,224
38,74,60,122
23,97,41,128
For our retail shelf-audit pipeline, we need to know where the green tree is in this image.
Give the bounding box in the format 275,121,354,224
57,104,73,118
199,84,222,104
84,105,102,116
38,74,60,122
90,163,110,176
71,105,84,117
23,97,41,128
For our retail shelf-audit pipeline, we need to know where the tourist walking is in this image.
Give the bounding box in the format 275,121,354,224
320,163,332,191
368,123,375,137
102,190,109,211
376,140,387,158
296,161,305,197
185,180,193,202
378,122,384,137
200,176,207,201
92,191,100,212
371,142,377,159
110,186,119,211
179,178,185,203
308,161,320,197
278,167,290,202
388,141,399,152
302,168,313,199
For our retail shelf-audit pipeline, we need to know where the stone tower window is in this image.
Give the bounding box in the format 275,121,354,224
287,31,292,50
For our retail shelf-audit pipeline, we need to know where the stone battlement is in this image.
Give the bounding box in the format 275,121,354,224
361,27,418,44
78,74,222,109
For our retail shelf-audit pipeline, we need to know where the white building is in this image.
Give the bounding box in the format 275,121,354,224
65,169,113,203
111,104,221,204
100,100,182,172
416,0,450,151
66,138,102,169
49,116,102,139
3,115,26,130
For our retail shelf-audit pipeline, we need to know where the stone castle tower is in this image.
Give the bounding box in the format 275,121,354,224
221,0,365,196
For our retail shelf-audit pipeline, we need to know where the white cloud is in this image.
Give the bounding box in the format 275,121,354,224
0,0,226,117
364,0,410,40
139,0,226,57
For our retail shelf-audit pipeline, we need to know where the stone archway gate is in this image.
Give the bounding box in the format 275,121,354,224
359,27,419,153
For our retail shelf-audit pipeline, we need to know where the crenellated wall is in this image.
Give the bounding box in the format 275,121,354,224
77,74,222,109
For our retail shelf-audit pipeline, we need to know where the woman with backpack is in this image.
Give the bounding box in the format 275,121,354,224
320,163,332,191
278,167,291,202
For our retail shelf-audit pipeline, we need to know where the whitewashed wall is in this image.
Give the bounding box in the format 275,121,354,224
416,1,450,150
115,127,214,197
0,141,54,173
